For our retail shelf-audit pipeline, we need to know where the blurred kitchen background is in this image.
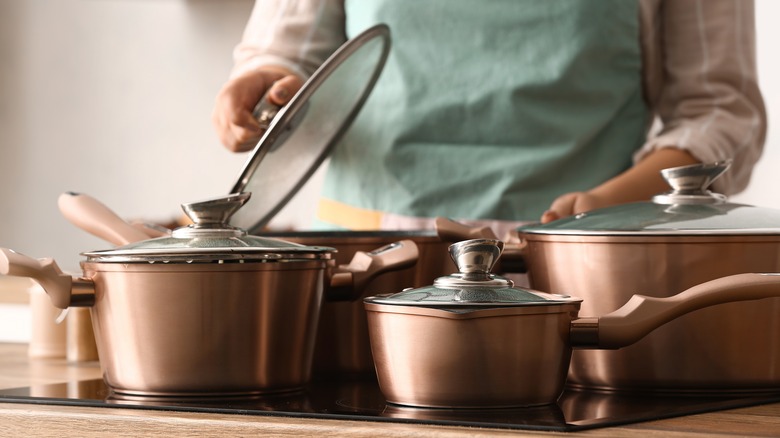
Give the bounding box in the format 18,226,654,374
0,0,778,340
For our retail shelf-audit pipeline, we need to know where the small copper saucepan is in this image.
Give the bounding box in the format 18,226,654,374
364,239,780,408
1,193,418,397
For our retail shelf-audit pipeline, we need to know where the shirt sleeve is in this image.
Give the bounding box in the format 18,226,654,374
230,0,347,80
637,0,766,195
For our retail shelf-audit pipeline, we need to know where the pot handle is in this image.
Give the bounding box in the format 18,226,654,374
571,273,780,349
0,248,94,309
58,192,150,246
434,217,499,241
328,240,419,301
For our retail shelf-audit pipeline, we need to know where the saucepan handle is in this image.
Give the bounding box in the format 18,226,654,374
571,273,780,349
328,240,419,301
0,248,94,309
58,192,150,246
434,217,499,241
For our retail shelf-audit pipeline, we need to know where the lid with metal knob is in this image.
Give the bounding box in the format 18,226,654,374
81,193,335,263
364,239,580,307
518,161,780,236
228,24,392,233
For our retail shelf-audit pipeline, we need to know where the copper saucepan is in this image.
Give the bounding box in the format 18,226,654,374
1,193,418,396
364,239,780,408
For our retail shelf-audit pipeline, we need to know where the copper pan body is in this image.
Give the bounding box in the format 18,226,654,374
81,260,325,396
275,231,455,377
364,304,579,408
521,233,780,394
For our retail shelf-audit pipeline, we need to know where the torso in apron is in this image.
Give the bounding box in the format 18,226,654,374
319,0,647,228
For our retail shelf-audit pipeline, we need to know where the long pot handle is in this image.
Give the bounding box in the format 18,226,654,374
570,273,780,349
0,248,94,309
434,217,499,241
328,240,419,301
58,192,150,246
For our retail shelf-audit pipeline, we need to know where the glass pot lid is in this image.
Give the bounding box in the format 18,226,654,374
228,24,391,233
365,239,581,307
82,193,335,263
519,161,780,236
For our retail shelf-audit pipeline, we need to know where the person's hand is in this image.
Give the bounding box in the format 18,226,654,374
540,191,608,224
212,67,304,152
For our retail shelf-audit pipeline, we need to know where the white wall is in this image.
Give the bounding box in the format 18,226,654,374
0,0,777,274
731,0,780,208
0,0,324,271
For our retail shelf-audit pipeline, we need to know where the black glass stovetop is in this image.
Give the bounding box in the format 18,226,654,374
1,377,778,432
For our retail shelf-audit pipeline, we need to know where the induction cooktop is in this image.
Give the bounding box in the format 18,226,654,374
1,377,779,432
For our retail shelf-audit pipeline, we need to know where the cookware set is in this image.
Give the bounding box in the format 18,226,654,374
58,191,491,379
2,20,780,408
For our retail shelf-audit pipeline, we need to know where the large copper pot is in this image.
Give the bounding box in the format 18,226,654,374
0,194,418,396
514,162,780,394
364,239,780,408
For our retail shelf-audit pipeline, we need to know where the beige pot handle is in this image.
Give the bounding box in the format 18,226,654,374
434,217,499,241
328,239,419,300
58,192,150,246
571,273,780,349
0,248,93,309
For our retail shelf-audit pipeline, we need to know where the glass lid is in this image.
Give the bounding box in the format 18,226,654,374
365,239,581,307
82,193,335,263
519,161,780,236
228,24,391,233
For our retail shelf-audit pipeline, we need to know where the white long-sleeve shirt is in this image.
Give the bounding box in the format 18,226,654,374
230,0,766,195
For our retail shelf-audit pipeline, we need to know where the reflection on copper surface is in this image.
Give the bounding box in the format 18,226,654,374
524,234,780,394
106,388,314,412
5,378,780,433
381,403,566,427
82,261,325,396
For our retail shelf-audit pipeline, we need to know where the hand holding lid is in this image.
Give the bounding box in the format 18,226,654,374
228,25,392,232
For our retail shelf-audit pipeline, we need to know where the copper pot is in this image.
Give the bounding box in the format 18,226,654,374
269,220,497,378
278,231,455,378
0,194,418,396
364,239,780,408
512,162,780,394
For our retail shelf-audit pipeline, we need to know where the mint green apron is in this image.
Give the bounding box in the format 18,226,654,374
320,0,647,226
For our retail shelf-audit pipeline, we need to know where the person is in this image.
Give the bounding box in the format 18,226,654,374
212,0,765,236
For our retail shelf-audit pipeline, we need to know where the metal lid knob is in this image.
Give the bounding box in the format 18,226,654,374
449,239,504,279
172,193,250,238
653,161,730,205
433,239,512,288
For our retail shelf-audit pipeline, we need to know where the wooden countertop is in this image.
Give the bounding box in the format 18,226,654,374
1,343,779,437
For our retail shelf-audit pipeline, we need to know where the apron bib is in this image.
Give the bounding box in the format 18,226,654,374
318,0,647,228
